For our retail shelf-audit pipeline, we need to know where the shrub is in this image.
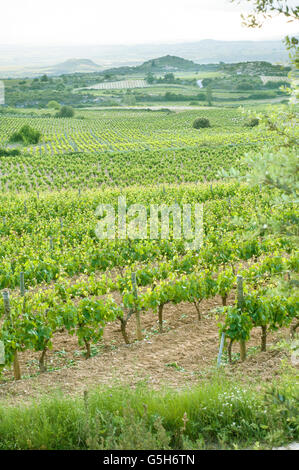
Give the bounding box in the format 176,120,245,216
246,118,260,128
47,100,60,110
193,117,211,129
237,82,254,91
56,106,75,118
248,91,277,100
0,148,21,156
9,125,41,145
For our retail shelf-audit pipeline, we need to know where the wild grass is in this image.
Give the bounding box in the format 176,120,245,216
0,373,297,450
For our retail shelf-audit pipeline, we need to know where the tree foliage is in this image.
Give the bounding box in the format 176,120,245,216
193,117,211,129
227,0,299,240
56,105,75,118
9,125,41,145
47,100,61,110
232,1,299,64
232,0,299,28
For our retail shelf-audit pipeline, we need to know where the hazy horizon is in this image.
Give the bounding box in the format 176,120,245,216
0,36,292,48
1,0,298,46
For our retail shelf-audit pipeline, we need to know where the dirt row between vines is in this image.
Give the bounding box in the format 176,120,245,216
0,290,293,406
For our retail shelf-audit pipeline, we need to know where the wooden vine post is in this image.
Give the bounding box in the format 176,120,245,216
228,197,231,215
217,332,226,367
49,236,54,251
158,304,164,332
0,340,4,366
286,271,299,338
20,271,25,297
131,272,143,341
237,275,246,361
2,291,21,380
20,271,26,315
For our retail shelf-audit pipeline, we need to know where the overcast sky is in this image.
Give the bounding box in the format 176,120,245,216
1,0,298,45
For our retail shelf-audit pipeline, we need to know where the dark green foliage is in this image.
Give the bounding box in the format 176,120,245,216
9,125,41,145
145,72,155,84
193,117,211,129
264,80,289,89
248,91,277,100
56,105,75,118
246,118,260,128
163,73,175,83
219,61,290,76
137,92,206,103
0,148,21,156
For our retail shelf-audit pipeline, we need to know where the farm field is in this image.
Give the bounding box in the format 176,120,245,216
2,56,289,110
0,103,298,450
1,0,298,450
0,108,269,157
0,294,293,403
0,176,298,399
83,79,148,90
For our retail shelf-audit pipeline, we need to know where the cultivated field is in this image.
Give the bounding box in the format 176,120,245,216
0,108,268,156
0,104,298,450
83,79,148,90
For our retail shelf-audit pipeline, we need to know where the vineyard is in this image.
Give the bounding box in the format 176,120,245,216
0,180,298,386
1,0,299,449
83,79,149,90
0,105,298,409
0,108,269,156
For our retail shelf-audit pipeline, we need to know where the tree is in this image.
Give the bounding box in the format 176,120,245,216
240,106,298,196
231,0,299,62
146,72,155,84
231,0,298,29
9,125,41,145
246,117,260,127
164,73,175,83
225,0,299,238
56,105,75,118
47,100,60,110
206,84,213,106
123,92,136,106
193,117,211,129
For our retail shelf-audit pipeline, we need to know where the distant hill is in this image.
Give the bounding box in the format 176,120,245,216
0,39,292,78
138,55,199,72
169,39,290,64
102,55,217,76
220,61,290,76
42,59,103,75
96,56,290,79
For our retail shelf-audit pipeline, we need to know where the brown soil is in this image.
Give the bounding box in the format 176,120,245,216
0,292,293,406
